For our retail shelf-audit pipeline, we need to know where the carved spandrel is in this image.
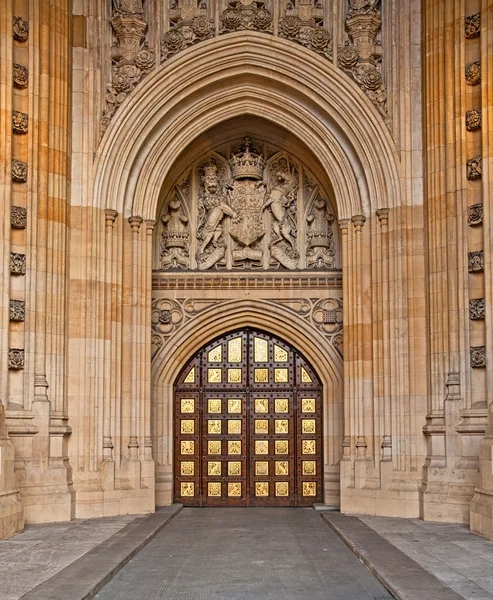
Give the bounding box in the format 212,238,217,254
221,1,273,34
11,206,27,229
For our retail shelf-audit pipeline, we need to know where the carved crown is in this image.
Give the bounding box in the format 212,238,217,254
229,138,265,180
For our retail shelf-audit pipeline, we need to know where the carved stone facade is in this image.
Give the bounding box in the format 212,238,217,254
470,346,486,369
466,156,482,180
468,250,484,273
465,13,481,39
468,203,483,226
13,16,29,42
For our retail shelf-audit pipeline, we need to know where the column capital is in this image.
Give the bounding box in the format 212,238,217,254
338,218,350,232
104,209,118,228
376,208,389,225
128,215,143,231
351,214,366,231
145,219,156,234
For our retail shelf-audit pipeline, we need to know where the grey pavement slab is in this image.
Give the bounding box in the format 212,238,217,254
94,507,394,600
323,513,473,600
19,505,182,600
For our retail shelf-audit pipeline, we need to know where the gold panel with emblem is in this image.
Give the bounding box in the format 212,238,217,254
181,482,194,497
208,461,222,476
255,482,269,496
276,482,289,497
208,399,222,413
181,419,195,434
228,399,242,413
228,368,242,383
208,346,222,363
255,461,269,475
228,482,242,497
180,398,195,413
208,420,222,434
181,461,194,476
228,420,242,434
208,482,221,497
254,368,268,383
254,338,268,362
255,398,269,413
255,419,269,434
275,398,289,413
228,461,241,475
228,338,242,363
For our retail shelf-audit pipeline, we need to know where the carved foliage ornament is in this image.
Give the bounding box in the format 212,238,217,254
11,206,27,229
469,298,485,321
12,159,28,182
13,16,29,42
9,349,25,370
466,156,482,180
10,300,25,322
10,253,26,275
468,203,483,226
470,346,486,368
468,250,484,273
13,63,28,89
466,108,481,131
12,111,28,134
465,61,481,86
278,1,332,61
221,1,273,34
465,13,480,39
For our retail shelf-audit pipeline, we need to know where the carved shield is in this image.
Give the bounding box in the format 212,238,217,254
229,180,265,247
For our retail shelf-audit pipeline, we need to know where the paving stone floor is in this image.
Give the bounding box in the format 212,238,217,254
360,516,493,600
94,508,393,600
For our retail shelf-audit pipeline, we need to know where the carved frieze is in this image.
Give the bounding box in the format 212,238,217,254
468,203,483,226
466,108,481,131
11,159,28,182
10,253,26,275
306,198,335,269
465,13,480,39
12,111,28,134
160,194,190,270
9,349,25,370
13,16,29,42
466,156,482,180
468,250,484,273
13,63,28,88
9,299,25,322
470,346,486,368
221,1,273,34
469,298,485,321
465,61,481,86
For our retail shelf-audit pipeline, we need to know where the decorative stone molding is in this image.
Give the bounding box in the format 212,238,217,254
221,1,273,34
468,250,484,273
278,2,332,61
470,346,486,368
8,349,25,370
11,159,27,182
12,111,28,134
468,203,483,226
9,300,25,322
11,206,27,229
465,13,480,39
351,214,366,231
466,108,481,131
465,61,481,86
13,16,29,42
469,298,485,321
13,63,28,88
466,156,482,180
10,253,26,275
104,208,118,227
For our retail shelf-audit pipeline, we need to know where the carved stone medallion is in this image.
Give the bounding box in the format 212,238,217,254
466,108,481,131
10,299,25,322
465,13,480,39
10,253,26,275
11,159,28,182
11,206,27,229
9,349,25,370
466,156,482,180
468,250,484,273
468,203,483,226
13,63,28,88
470,346,486,368
12,111,28,134
465,61,481,86
469,298,485,320
13,16,29,42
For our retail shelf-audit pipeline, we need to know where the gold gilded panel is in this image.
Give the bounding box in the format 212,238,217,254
227,368,242,383
228,482,242,497
303,482,316,496
255,482,269,497
208,399,221,413
181,461,194,476
255,440,269,455
276,482,289,497
302,461,316,475
208,482,221,497
181,440,194,455
228,440,241,455
208,461,222,476
255,419,269,434
180,398,195,413
254,368,269,383
228,461,241,475
255,398,268,413
275,460,289,475
208,368,222,383
301,367,312,383
275,419,289,434
228,399,242,413
208,345,222,363
181,482,194,496
302,398,316,413
274,345,288,362
254,338,268,362
208,440,221,454
208,419,222,434
302,419,316,433
274,368,288,383
255,461,269,475
302,440,316,454
180,419,194,434
228,338,242,363
228,419,242,434
184,367,195,383
275,440,289,454
274,398,289,413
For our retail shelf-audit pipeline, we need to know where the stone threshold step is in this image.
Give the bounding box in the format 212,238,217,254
20,504,183,600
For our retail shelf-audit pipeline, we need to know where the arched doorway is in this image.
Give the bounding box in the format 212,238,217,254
174,328,323,507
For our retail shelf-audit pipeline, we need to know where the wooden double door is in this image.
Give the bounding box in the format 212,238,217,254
174,329,323,507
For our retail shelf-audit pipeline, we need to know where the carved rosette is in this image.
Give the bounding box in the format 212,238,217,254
13,16,29,42
221,1,273,34
470,346,486,368
465,61,481,86
469,298,485,321
465,13,480,39
468,203,483,226
10,253,26,275
468,250,484,273
11,206,27,229
466,156,482,180
9,349,25,370
12,110,28,134
11,159,28,182
278,14,332,61
9,299,25,322
466,108,481,131
13,63,28,88
161,15,214,62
